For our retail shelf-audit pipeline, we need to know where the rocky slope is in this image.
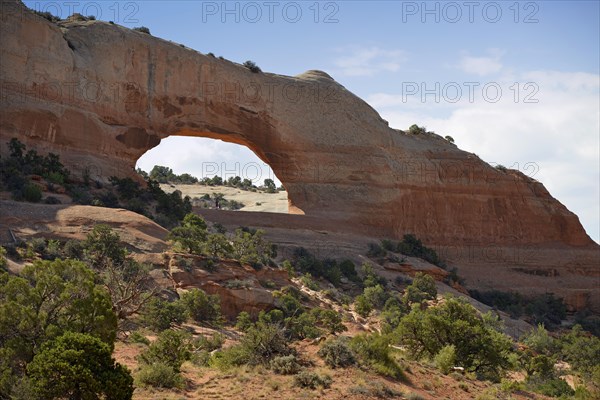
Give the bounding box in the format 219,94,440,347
0,1,598,311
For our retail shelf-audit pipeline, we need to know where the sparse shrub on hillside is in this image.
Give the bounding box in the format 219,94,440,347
211,322,291,368
354,294,373,318
350,333,404,379
270,355,300,375
408,124,426,135
294,370,332,389
32,10,61,22
243,60,262,73
128,331,150,346
235,311,253,332
135,362,184,389
445,135,455,143
318,337,356,368
138,330,192,372
133,26,151,34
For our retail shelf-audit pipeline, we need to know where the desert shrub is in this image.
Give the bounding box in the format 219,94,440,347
318,309,347,334
243,60,262,73
128,331,150,345
408,124,426,135
300,273,319,290
318,337,356,368
138,330,192,372
180,288,222,325
135,362,184,389
0,247,6,270
22,183,42,202
355,294,373,318
294,370,332,389
367,242,386,257
235,311,253,332
194,334,224,352
403,272,437,304
363,284,389,309
396,296,513,381
350,334,404,379
133,26,150,34
270,355,300,375
168,213,208,254
25,332,133,400
405,393,425,400
140,297,187,331
527,377,574,397
339,259,359,282
445,135,455,143
434,345,456,374
211,322,291,369
559,325,600,377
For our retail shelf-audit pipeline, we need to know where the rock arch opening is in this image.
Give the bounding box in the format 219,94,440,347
136,136,303,215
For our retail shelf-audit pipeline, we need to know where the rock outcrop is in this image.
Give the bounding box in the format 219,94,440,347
1,1,598,311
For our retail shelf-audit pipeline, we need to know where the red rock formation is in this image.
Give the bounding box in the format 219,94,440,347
1,1,598,311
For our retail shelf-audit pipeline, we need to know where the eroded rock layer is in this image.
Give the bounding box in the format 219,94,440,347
1,1,598,311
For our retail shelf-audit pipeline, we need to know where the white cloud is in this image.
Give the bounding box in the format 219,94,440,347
332,46,406,77
369,70,600,243
458,49,505,76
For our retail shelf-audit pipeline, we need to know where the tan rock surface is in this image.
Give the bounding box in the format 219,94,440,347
1,1,598,311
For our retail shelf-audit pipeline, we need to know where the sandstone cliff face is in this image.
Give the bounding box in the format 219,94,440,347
1,2,598,309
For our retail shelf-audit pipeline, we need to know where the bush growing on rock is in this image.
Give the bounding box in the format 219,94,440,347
243,60,262,73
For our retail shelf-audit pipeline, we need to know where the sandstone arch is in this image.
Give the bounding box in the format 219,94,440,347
1,2,598,312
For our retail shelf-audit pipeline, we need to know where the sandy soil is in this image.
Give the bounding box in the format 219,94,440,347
162,184,289,213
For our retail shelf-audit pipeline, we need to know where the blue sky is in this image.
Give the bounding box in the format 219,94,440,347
25,1,600,242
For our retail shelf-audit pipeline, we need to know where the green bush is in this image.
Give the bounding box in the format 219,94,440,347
135,362,184,389
211,322,291,369
350,334,404,379
403,272,437,304
270,355,300,375
25,332,133,400
408,124,426,135
22,183,42,202
294,370,332,389
180,288,222,325
133,26,151,34
235,311,253,332
138,330,192,372
396,296,513,381
318,337,356,368
355,294,373,318
243,60,262,73
434,345,456,374
140,297,187,331
128,331,150,346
